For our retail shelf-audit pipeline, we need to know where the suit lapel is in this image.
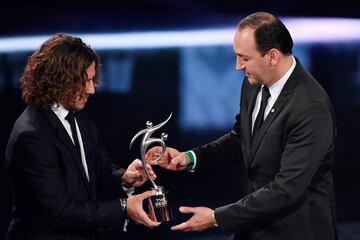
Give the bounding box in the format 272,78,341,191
249,93,289,162
248,60,303,167
43,109,92,195
242,82,260,170
247,84,261,144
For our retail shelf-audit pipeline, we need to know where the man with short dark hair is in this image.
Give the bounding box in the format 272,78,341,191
146,12,338,240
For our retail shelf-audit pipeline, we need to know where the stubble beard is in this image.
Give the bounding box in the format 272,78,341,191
247,77,259,85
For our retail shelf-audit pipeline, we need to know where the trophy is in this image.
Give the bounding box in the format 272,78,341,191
129,113,173,222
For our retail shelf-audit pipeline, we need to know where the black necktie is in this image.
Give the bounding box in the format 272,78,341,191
252,86,271,139
65,111,81,155
65,112,90,182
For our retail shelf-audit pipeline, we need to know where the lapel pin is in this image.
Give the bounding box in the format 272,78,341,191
271,108,275,113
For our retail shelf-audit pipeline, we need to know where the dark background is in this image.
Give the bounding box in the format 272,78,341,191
1,1,360,239
1,0,360,36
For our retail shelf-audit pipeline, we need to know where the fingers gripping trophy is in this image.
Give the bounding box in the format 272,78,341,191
129,113,173,222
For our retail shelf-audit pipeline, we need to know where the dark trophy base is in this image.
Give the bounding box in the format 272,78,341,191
147,185,172,222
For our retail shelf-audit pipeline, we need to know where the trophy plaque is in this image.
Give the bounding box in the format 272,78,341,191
129,113,173,222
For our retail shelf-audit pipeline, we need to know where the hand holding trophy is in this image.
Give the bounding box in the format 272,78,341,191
129,113,173,222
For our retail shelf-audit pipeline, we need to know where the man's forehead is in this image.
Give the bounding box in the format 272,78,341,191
234,28,256,51
235,27,255,40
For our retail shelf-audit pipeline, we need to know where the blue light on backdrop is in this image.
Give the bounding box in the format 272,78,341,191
1,18,360,53
0,17,358,130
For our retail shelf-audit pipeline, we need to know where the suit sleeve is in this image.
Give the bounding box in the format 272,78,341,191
214,101,335,234
84,114,126,199
13,131,124,230
96,145,127,199
193,128,242,171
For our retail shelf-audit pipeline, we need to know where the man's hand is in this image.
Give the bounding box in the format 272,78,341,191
171,206,215,232
127,190,161,228
122,159,156,187
145,146,189,171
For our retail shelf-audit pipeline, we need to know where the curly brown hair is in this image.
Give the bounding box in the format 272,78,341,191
21,33,100,110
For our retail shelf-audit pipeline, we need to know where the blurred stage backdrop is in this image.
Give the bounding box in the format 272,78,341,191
1,0,360,239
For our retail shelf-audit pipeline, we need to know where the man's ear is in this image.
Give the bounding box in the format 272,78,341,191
267,48,280,66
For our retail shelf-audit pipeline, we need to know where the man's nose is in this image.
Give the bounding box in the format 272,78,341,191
86,79,95,94
236,58,245,71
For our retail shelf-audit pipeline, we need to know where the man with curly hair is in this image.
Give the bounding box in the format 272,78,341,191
5,33,160,240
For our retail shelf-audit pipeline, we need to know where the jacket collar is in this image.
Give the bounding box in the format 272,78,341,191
41,107,92,194
247,57,305,168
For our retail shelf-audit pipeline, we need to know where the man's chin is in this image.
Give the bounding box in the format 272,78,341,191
71,102,86,112
74,98,88,111
76,104,86,111
247,77,258,85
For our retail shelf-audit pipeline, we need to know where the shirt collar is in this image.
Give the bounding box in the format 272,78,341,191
51,103,69,121
268,55,296,99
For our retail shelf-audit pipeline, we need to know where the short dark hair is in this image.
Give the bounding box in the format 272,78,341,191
238,12,293,56
21,33,100,110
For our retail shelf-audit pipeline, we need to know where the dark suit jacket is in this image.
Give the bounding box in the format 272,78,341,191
5,106,127,240
193,59,337,240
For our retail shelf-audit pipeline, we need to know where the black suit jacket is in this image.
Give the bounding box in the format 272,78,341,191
5,106,127,240
193,59,337,240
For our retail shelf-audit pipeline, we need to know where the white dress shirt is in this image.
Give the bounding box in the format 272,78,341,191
251,55,296,133
52,104,90,181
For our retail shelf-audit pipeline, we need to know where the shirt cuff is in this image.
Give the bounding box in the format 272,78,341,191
121,184,134,196
185,150,197,172
212,210,219,227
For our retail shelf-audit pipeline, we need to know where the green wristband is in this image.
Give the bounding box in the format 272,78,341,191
185,151,195,170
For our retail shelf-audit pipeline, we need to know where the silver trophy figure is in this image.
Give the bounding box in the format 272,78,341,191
129,113,173,222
